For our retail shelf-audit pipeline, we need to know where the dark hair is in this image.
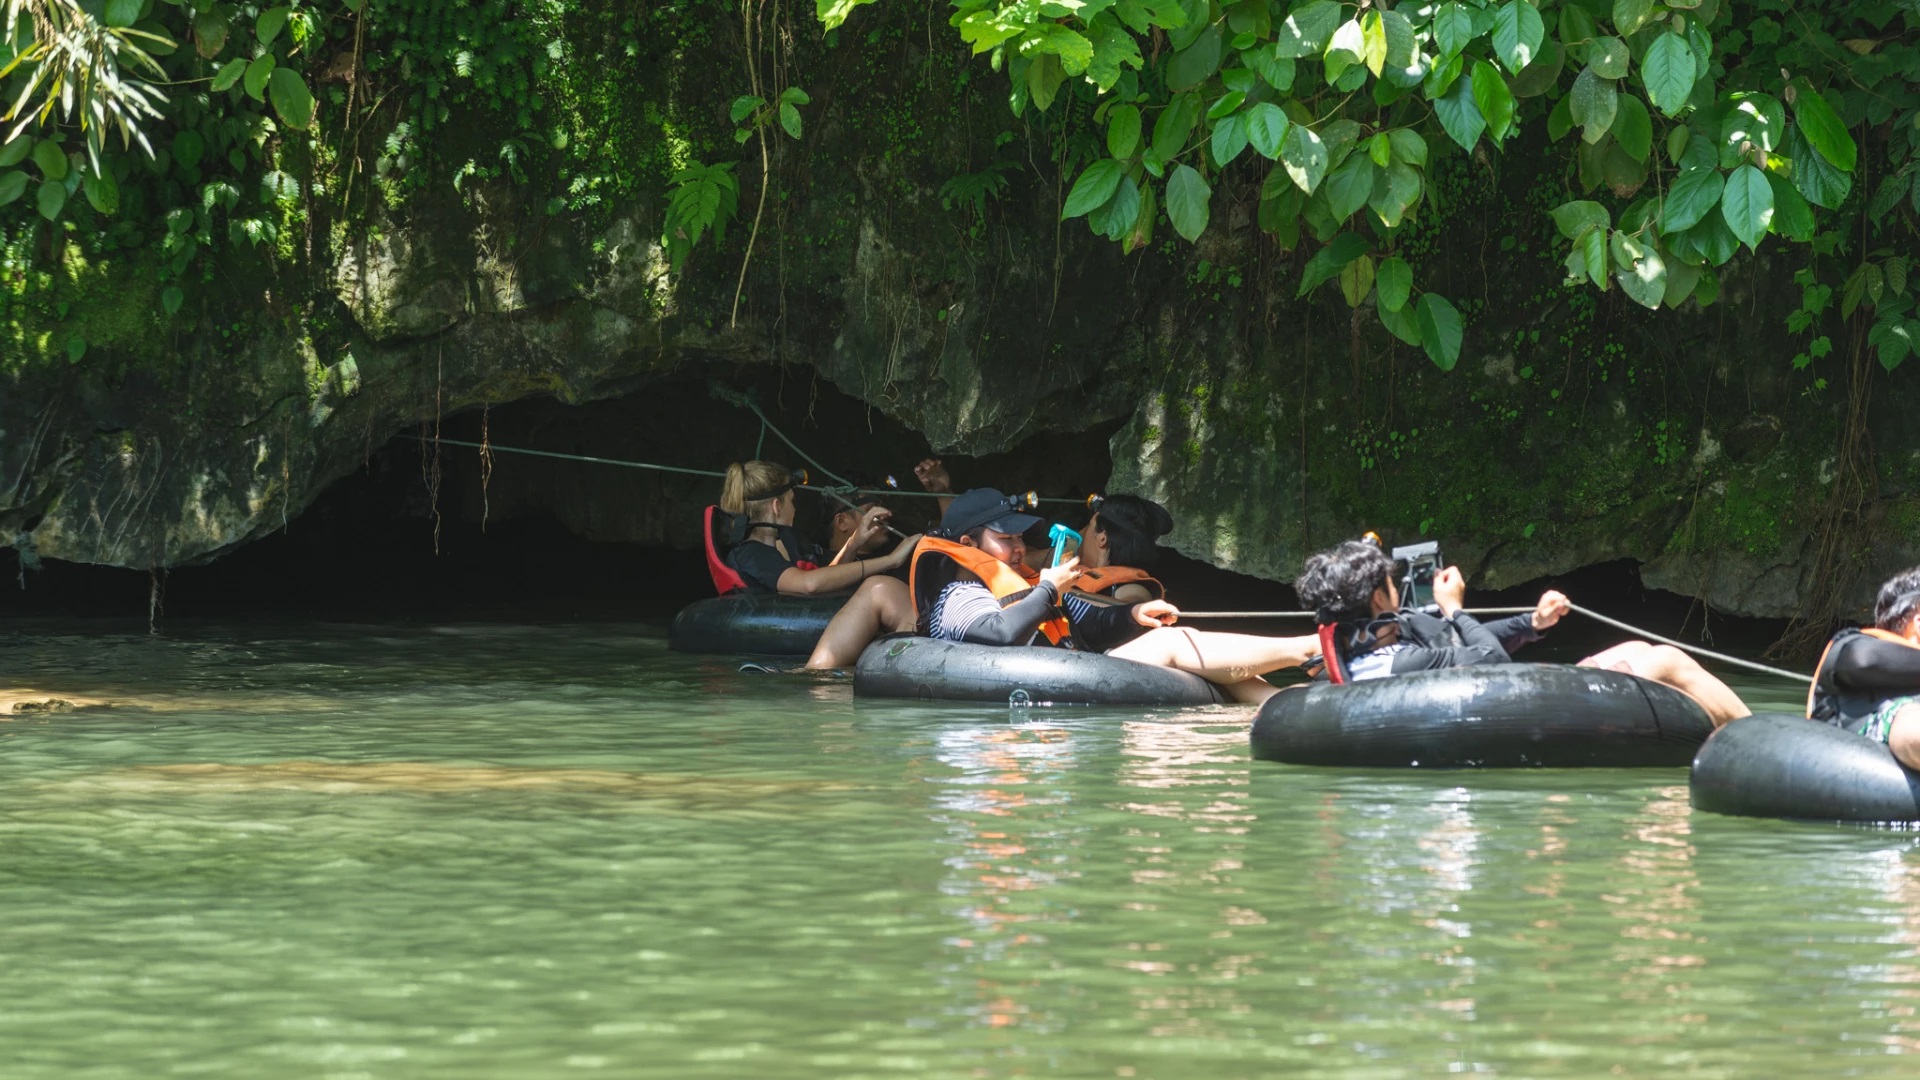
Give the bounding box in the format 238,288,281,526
1875,566,1920,631
822,493,885,540
1296,540,1394,622
1094,494,1174,569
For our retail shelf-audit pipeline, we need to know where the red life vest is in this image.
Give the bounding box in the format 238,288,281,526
702,505,818,596
1072,565,1164,601
909,537,1071,646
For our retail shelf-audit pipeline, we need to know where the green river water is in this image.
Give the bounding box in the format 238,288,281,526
0,619,1914,1078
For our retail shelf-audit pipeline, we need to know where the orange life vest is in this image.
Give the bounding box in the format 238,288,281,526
1072,565,1164,602
909,536,1071,646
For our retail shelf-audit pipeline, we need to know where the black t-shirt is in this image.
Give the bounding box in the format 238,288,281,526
725,528,822,593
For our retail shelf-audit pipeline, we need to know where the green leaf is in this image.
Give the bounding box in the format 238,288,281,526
1125,176,1157,253
1359,11,1388,77
1579,225,1608,289
1368,133,1392,168
1369,161,1422,228
1870,319,1916,373
1166,23,1223,90
1151,93,1199,163
103,0,140,27
1785,127,1851,210
730,96,765,124
1550,200,1609,240
1766,170,1815,242
256,5,289,45
244,54,276,102
1088,178,1142,240
1491,0,1543,75
193,11,229,58
779,87,812,106
1416,293,1464,372
1793,87,1857,172
1470,61,1515,143
1244,103,1289,160
1611,233,1666,309
1548,97,1574,141
0,171,24,206
1612,0,1653,36
35,179,65,222
1280,123,1328,194
1379,9,1414,69
1612,95,1651,161
1166,164,1211,241
1380,298,1422,345
1659,167,1724,234
1508,39,1565,99
1274,1,1340,58
1667,125,1692,165
1246,46,1295,92
1022,23,1094,76
1211,113,1248,166
1433,2,1475,59
1063,159,1127,219
1339,254,1376,307
31,141,67,181
1723,93,1784,155
212,57,247,92
1324,18,1365,83
779,101,803,139
1662,260,1701,307
65,333,86,364
818,0,878,31
1434,76,1486,152
1324,154,1375,223
83,172,119,215
1720,164,1773,250
1589,36,1629,79
1108,104,1143,159
1570,68,1617,145
173,130,205,171
1375,256,1412,313
1027,53,1065,112
268,68,315,130
1641,32,1694,116
1684,211,1739,265
162,287,185,316
1297,232,1369,296
1388,129,1428,169
0,138,27,169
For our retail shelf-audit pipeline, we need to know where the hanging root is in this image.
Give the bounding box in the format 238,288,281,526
479,402,493,533
147,567,165,635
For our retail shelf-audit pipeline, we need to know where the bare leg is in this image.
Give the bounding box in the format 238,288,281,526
1578,641,1751,727
805,577,916,669
1105,628,1319,703
1888,705,1920,772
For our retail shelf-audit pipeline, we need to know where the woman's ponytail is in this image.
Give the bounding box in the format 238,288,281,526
719,462,749,515
719,460,791,517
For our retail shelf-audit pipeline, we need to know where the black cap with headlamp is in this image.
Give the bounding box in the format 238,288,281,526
933,487,1043,539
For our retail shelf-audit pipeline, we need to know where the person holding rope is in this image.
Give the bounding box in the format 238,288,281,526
1809,567,1920,767
1295,538,1749,726
719,460,921,669
912,489,1321,704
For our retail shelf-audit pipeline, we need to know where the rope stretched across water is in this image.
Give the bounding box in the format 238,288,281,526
1176,603,1812,683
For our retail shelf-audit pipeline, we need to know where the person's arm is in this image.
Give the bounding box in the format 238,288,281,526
1388,611,1513,673
932,580,1062,645
778,533,919,595
826,506,896,567
1061,593,1146,653
1831,635,1920,692
1486,613,1544,654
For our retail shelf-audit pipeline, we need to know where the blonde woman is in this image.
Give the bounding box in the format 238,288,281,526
719,460,921,669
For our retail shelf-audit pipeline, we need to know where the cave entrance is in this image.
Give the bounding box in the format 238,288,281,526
2,370,1300,621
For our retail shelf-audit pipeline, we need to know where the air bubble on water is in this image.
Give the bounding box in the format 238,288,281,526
1008,688,1032,708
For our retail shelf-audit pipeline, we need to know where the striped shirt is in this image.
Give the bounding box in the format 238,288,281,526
927,579,1060,646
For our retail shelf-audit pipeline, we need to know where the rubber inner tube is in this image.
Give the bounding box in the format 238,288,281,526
853,635,1227,706
667,593,847,656
1690,713,1920,824
1250,663,1714,768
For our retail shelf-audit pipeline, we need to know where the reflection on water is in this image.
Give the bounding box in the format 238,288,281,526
0,621,1917,1076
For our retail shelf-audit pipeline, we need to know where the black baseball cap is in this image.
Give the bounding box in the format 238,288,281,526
940,487,1042,537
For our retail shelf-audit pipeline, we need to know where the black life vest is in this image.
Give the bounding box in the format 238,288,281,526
1808,627,1920,728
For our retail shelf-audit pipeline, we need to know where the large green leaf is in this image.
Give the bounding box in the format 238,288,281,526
1150,93,1198,165
1324,18,1365,83
1063,158,1127,219
1369,161,1422,227
1491,0,1543,75
0,137,28,168
1416,293,1464,371
1324,153,1375,223
1107,104,1142,159
1550,200,1609,240
0,171,24,207
211,57,247,92
1165,23,1222,90
1022,24,1093,76
1244,103,1290,160
1087,14,1145,88
819,0,879,31
1087,178,1142,240
1388,129,1428,168
1684,211,1739,265
256,5,290,45
1722,92,1784,155
103,0,140,27
1166,164,1211,241
1611,232,1665,309
173,130,205,171
1280,123,1328,194
1792,87,1857,172
1274,1,1340,58
1376,256,1412,313
1641,32,1694,116
35,179,65,222
1470,61,1514,143
1766,170,1815,242
1589,36,1629,79
1380,298,1423,346
268,68,315,130
244,54,277,102
193,11,229,58
1612,94,1652,160
1659,167,1723,234
1720,164,1773,250
1211,112,1249,166
1569,67,1617,145
83,172,119,215
1612,0,1653,35
31,140,67,181
1434,76,1486,152
1432,2,1475,59
1379,8,1414,69
1296,232,1369,296
1577,224,1608,289
1785,126,1852,210
1339,254,1376,307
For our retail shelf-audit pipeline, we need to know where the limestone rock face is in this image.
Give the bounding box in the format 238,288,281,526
0,2,1912,623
